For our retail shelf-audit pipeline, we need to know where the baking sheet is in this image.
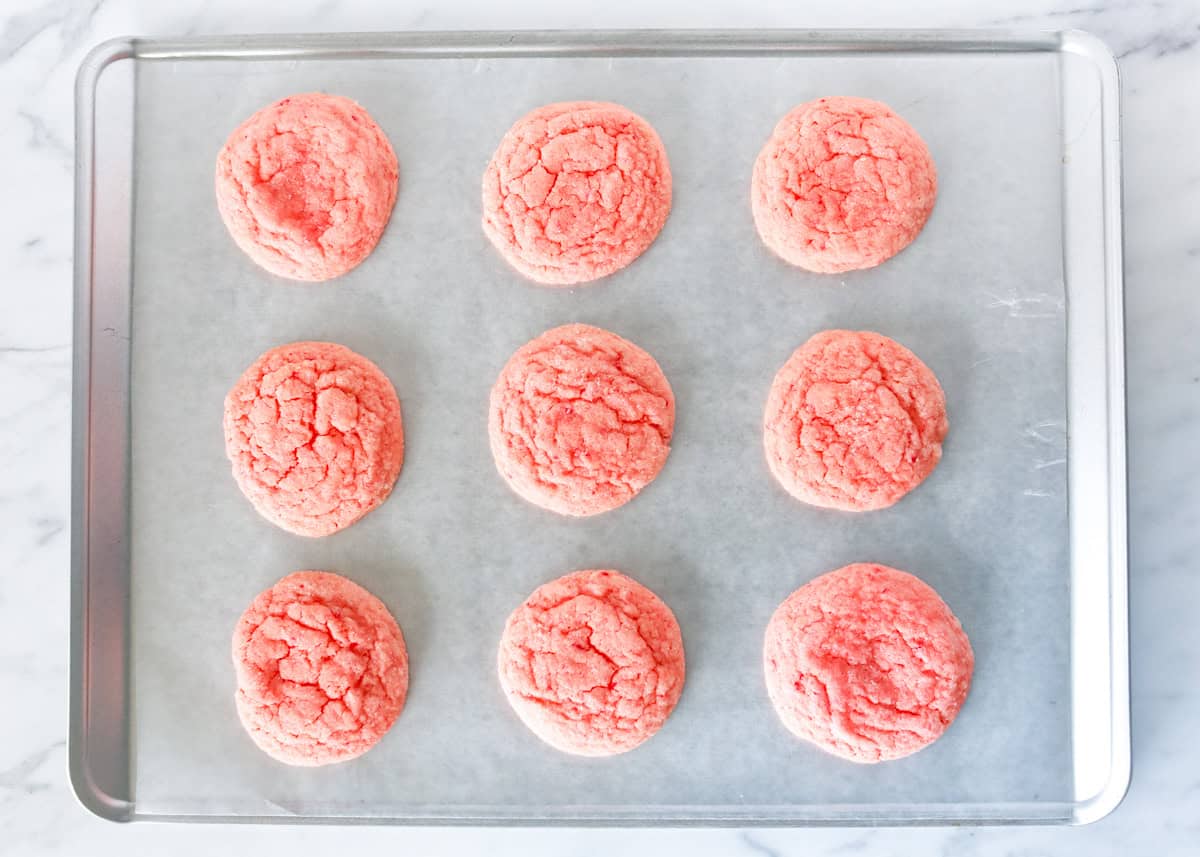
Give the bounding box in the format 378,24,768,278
125,49,1072,820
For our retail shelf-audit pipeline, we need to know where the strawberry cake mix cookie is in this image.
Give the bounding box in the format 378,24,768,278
224,341,403,537
763,330,947,512
233,571,409,766
498,569,685,756
215,93,398,281
763,563,974,763
752,96,937,273
488,324,675,516
482,101,672,285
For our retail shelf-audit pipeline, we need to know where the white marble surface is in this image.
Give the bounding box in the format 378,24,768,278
1,0,1196,854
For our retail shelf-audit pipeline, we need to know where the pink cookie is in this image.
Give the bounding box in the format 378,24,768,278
224,341,403,537
752,96,937,273
482,101,672,285
489,324,674,517
215,93,398,281
763,330,947,512
233,571,409,766
763,563,974,763
498,569,686,756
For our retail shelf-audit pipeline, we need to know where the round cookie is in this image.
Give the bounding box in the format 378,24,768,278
751,96,937,273
497,569,685,756
763,563,973,763
224,341,404,537
489,324,675,516
232,571,408,766
215,93,398,281
763,329,947,512
482,101,672,285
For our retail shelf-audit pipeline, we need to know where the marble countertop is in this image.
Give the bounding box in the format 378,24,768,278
2,0,1197,854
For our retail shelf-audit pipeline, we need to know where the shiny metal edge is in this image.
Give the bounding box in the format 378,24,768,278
69,28,1126,827
70,36,136,824
1059,29,1131,826
126,28,1061,60
127,804,1076,827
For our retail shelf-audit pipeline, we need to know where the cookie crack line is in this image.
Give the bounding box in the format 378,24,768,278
752,96,936,273
482,101,672,286
489,324,674,517
501,380,671,434
238,620,374,699
779,353,928,423
511,610,656,704
764,330,946,512
215,92,398,282
499,392,670,483
502,158,650,254
238,613,384,715
233,572,409,766
796,633,958,735
792,375,928,494
764,564,973,762
224,342,404,537
498,570,685,756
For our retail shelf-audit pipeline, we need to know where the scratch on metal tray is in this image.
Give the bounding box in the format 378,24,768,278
1023,488,1053,498
1033,457,1066,470
984,291,1064,319
1024,420,1066,445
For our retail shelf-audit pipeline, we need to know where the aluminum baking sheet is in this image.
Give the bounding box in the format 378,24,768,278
70,30,1128,825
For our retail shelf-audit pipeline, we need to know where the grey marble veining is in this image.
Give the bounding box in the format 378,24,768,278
1,0,1196,854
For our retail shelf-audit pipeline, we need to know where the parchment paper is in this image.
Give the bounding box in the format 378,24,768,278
128,50,1071,819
